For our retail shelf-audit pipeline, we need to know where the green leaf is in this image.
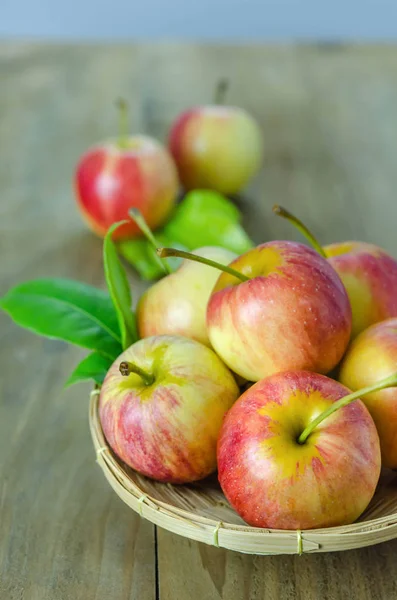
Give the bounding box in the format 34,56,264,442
163,190,254,254
65,352,113,387
0,279,122,359
118,234,187,281
103,222,138,349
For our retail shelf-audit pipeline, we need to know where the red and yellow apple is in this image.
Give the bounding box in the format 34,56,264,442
99,335,239,483
218,371,381,529
168,104,263,195
137,246,236,346
75,135,179,240
272,206,397,339
325,242,397,338
206,241,352,381
339,317,397,468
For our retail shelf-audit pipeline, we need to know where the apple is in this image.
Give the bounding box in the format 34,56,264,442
273,206,397,338
99,335,239,483
339,317,397,468
137,246,237,346
161,241,351,382
218,370,381,529
75,101,179,240
325,242,397,338
168,83,263,195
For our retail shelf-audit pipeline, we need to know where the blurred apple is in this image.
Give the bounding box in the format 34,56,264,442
75,100,179,240
168,81,263,195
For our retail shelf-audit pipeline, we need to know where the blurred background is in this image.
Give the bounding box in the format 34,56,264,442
2,0,397,40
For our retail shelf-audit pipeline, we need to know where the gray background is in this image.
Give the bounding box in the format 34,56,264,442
1,0,397,40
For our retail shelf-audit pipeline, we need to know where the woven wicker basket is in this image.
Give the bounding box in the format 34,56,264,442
89,390,397,555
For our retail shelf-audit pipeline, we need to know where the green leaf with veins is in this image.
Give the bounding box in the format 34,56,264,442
0,278,122,359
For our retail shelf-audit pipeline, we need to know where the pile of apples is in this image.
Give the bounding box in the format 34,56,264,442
99,205,397,531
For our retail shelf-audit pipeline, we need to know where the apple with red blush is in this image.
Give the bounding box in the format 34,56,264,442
75,100,179,240
168,80,264,195
99,335,239,484
340,317,397,468
217,370,391,529
273,205,397,338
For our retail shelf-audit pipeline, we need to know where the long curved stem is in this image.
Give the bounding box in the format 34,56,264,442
298,372,397,444
157,248,249,282
119,361,155,386
272,205,327,259
129,208,171,275
116,98,129,149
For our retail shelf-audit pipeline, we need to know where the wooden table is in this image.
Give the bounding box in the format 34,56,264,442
1,42,397,600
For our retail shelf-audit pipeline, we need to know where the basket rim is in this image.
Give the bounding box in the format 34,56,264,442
89,389,397,554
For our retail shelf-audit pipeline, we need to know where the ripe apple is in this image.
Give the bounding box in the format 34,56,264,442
75,102,179,240
170,241,351,382
339,317,397,468
273,206,397,338
325,242,397,338
137,246,236,346
218,371,381,529
99,335,239,483
168,87,263,195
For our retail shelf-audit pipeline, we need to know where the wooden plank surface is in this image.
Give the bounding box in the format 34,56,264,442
1,42,397,600
0,43,155,600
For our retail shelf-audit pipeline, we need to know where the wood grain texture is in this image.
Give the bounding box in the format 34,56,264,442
157,532,397,600
1,42,397,599
0,43,154,600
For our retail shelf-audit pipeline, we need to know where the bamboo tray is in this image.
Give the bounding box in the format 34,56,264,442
89,390,397,555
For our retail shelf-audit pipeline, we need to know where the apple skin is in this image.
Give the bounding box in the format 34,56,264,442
99,335,239,483
217,371,381,530
339,318,397,468
324,242,397,339
75,136,179,240
207,241,352,382
168,106,263,195
137,246,236,346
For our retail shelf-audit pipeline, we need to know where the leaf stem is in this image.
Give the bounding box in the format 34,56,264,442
214,78,229,105
116,98,129,149
103,220,137,350
157,248,249,282
298,372,397,444
272,205,327,259
119,361,155,386
129,209,171,275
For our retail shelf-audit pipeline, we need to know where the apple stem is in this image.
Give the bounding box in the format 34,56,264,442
272,205,327,259
298,372,397,444
119,361,155,386
157,247,250,282
214,78,229,105
129,208,172,275
116,97,129,149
